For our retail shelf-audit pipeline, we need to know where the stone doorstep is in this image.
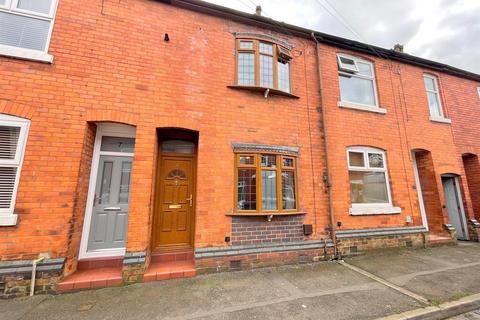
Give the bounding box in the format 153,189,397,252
143,260,196,282
57,267,123,293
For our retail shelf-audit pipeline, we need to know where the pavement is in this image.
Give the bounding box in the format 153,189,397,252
2,242,480,320
448,309,480,319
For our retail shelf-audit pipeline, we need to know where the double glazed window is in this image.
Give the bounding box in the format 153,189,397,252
347,147,392,207
235,153,297,213
423,75,445,119
0,0,57,56
236,39,292,93
337,54,378,107
0,115,29,226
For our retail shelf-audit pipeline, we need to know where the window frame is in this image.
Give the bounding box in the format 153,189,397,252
0,114,30,226
337,53,380,109
346,147,400,214
235,38,292,94
423,74,446,119
0,0,59,63
477,87,480,99
234,152,299,215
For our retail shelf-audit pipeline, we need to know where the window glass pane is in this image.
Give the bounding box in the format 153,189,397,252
357,62,373,77
118,161,132,204
282,157,294,167
101,136,135,153
278,61,290,92
259,42,273,55
368,153,384,168
424,77,436,91
348,151,364,167
339,74,376,106
0,12,51,51
239,155,254,165
262,170,277,210
17,0,53,14
282,171,296,209
0,0,6,6
260,55,274,88
427,92,442,117
339,56,356,68
99,161,113,204
0,167,17,209
349,171,389,204
239,41,253,49
237,169,256,210
261,154,276,168
0,126,20,160
238,52,255,85
162,140,194,154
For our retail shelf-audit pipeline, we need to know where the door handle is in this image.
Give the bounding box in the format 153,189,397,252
104,207,121,211
187,194,193,207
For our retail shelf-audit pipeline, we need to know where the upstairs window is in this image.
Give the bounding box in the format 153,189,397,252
0,114,29,226
477,87,480,99
236,39,292,93
0,0,58,62
235,153,297,213
337,54,378,107
423,74,445,119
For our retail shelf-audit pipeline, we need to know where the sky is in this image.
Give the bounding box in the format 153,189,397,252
203,0,480,74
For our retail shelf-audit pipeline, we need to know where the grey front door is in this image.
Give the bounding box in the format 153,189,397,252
87,155,133,251
442,177,467,240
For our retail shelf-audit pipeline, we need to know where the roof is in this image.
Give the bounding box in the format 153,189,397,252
156,0,480,82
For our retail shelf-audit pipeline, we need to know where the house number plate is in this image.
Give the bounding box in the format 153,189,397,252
169,204,182,209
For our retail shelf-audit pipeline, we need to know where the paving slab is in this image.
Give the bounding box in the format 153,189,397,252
2,244,480,320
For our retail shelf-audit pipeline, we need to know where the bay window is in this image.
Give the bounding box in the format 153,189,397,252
235,153,298,214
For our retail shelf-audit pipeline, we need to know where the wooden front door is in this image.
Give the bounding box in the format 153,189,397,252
153,156,195,251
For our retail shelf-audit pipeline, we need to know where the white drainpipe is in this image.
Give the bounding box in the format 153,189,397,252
30,253,49,297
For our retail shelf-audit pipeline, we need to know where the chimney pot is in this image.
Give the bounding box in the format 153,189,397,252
255,5,262,16
393,44,404,53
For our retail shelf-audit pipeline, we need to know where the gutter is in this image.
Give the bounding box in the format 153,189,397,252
155,0,480,82
312,33,338,258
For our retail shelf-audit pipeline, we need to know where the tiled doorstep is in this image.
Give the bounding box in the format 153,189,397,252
143,260,196,282
57,267,123,293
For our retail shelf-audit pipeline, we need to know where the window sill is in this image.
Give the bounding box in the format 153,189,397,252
429,116,452,124
227,211,305,217
227,85,300,99
349,206,402,215
0,45,53,64
0,214,18,226
338,101,387,114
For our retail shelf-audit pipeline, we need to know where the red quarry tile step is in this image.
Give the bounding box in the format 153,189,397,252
57,267,122,293
143,260,196,283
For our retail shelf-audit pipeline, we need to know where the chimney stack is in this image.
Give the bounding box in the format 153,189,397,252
255,5,262,16
393,44,404,53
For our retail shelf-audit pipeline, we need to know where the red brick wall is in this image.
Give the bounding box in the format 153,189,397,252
463,154,480,220
414,151,446,234
443,72,480,220
0,0,328,263
317,43,463,233
231,215,304,246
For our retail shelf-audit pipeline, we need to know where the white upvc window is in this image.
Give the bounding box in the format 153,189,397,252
477,87,480,99
347,147,401,215
423,74,450,123
0,0,59,63
0,114,30,226
337,54,385,113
